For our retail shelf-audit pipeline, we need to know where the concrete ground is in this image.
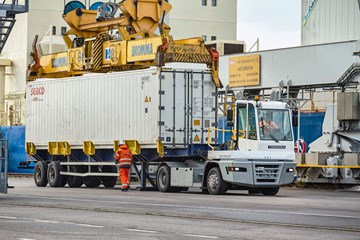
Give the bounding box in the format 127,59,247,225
0,177,359,240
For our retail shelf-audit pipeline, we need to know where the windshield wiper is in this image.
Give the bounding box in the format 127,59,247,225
261,121,279,143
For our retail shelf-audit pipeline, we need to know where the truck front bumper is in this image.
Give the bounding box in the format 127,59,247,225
220,161,296,187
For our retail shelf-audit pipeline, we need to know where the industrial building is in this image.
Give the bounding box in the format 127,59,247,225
301,0,360,45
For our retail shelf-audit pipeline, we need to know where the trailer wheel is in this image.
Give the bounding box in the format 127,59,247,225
260,187,280,196
34,161,48,187
206,167,228,195
156,165,171,192
102,165,118,188
67,165,83,188
84,166,102,188
47,161,66,187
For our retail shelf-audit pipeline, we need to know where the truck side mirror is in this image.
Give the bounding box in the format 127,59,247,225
226,109,233,122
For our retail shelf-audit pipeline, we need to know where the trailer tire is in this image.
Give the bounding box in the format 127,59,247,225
206,167,228,195
156,165,171,192
47,161,66,187
34,161,48,187
84,166,102,188
67,165,83,188
102,165,118,188
260,187,279,196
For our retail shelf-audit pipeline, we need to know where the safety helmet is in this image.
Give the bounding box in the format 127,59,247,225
118,140,125,146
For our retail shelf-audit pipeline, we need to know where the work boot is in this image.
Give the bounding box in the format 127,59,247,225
121,188,128,192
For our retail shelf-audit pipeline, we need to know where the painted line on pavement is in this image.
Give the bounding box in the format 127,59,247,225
0,215,104,229
0,216,17,219
182,233,219,239
126,228,157,233
63,222,104,228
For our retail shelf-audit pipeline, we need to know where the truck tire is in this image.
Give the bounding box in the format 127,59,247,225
34,161,48,187
156,165,171,192
47,161,66,187
84,166,102,188
206,167,228,195
67,165,83,188
260,187,280,196
102,165,118,188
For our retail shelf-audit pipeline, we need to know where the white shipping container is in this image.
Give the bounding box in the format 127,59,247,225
26,67,217,150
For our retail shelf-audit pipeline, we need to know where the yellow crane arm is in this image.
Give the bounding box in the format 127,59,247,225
27,0,222,88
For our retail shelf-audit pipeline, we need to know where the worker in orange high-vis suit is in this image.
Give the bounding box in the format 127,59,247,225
114,140,133,192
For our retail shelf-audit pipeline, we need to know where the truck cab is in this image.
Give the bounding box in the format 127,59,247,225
235,100,294,152
204,100,296,195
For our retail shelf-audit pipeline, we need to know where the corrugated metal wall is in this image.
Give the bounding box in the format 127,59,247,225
26,69,160,149
301,0,360,45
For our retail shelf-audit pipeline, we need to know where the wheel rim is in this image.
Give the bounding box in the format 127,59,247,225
49,166,55,182
207,171,219,192
158,170,166,189
35,166,42,182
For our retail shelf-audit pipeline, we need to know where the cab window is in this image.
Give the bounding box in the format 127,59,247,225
237,104,246,139
247,104,257,140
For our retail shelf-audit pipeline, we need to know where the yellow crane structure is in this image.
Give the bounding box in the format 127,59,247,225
27,0,222,88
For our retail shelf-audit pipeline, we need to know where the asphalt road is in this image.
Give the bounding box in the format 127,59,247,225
0,178,359,240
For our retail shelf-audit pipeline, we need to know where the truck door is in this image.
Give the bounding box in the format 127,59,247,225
236,103,258,151
0,137,8,194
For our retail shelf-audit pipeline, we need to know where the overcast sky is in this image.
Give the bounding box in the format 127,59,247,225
237,0,301,51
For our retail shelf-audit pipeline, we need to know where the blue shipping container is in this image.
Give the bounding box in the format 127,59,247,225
0,126,33,174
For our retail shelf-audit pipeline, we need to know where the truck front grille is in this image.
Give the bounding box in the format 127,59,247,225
254,164,280,183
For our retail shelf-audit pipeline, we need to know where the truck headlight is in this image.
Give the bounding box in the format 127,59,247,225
287,168,294,172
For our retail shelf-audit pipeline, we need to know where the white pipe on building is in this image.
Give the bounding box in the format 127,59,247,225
0,58,12,114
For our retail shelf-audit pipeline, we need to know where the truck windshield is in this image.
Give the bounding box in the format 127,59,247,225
258,109,293,141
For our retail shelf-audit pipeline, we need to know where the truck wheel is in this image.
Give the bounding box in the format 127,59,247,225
47,161,66,187
67,165,83,188
206,167,228,195
34,161,48,187
84,166,101,188
260,187,280,196
156,165,171,192
102,165,118,188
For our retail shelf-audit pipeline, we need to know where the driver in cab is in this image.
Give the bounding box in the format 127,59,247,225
259,113,278,132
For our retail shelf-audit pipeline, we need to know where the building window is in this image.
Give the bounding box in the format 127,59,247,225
202,35,207,42
211,36,217,41
202,0,207,6
212,0,217,6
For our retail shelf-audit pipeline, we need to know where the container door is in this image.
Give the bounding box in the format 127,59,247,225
159,70,187,146
0,138,8,194
159,69,217,146
189,71,217,145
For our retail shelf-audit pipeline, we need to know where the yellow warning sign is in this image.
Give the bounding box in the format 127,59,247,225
194,135,200,142
229,54,261,87
194,119,200,126
145,96,149,102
